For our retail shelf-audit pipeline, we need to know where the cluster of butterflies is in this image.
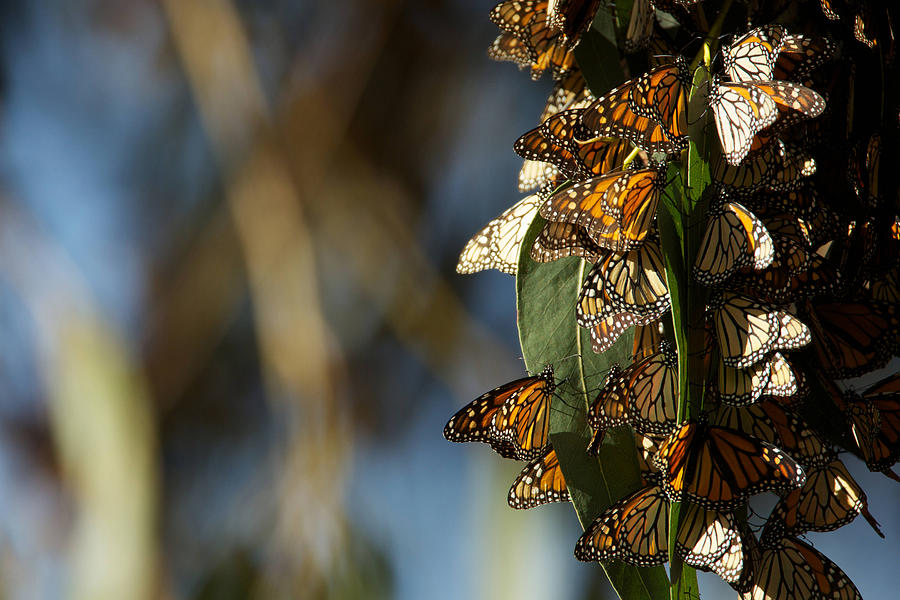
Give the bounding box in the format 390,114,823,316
449,1,900,598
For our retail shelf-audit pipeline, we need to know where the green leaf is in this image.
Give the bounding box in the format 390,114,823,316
575,11,623,96
516,216,671,600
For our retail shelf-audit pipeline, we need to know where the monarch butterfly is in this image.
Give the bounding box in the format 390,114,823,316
488,32,534,69
442,365,554,460
676,504,753,586
818,0,841,20
653,421,806,509
627,61,691,137
540,164,666,251
713,352,798,407
693,198,774,286
740,536,862,600
518,159,561,193
624,0,655,53
587,311,637,354
745,186,840,244
539,111,638,178
573,137,641,179
804,299,898,378
853,1,876,49
774,33,835,82
575,482,752,577
514,126,579,177
844,379,900,471
713,140,816,191
712,400,831,469
530,220,603,263
579,68,688,154
633,321,662,359
710,292,811,369
733,232,841,303
545,0,602,47
574,484,669,566
456,194,541,275
761,458,882,544
540,108,593,150
508,446,569,509
832,216,900,287
710,79,825,165
490,0,577,80
847,133,881,208
540,67,593,124
722,24,786,83
577,237,670,325
491,366,557,460
587,343,678,452
870,265,900,303
634,431,662,481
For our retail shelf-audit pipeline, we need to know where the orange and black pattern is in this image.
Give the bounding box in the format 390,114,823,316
449,1,900,597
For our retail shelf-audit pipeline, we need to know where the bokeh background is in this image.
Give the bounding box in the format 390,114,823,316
0,1,897,599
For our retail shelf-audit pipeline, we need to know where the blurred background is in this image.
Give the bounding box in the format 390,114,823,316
0,1,896,599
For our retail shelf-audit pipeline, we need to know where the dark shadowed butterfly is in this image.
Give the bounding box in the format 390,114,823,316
574,484,669,566
774,33,835,82
713,140,816,192
740,536,862,600
587,342,678,452
545,0,603,47
761,457,882,544
803,299,899,379
712,400,831,469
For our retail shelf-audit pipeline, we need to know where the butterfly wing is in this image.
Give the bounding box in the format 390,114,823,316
710,82,779,165
540,167,663,251
530,220,603,263
742,537,862,600
723,24,786,83
711,292,811,368
508,446,569,509
580,82,687,154
492,366,555,460
574,485,669,566
444,376,534,445
655,422,806,509
457,194,542,275
693,200,774,285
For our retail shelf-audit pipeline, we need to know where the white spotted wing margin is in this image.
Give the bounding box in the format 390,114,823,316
456,194,542,275
507,446,569,509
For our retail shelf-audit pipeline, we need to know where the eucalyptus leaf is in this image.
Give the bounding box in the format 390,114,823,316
516,215,671,600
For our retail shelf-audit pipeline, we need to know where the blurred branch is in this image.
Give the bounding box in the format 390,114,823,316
0,201,159,600
144,208,245,408
161,0,351,594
